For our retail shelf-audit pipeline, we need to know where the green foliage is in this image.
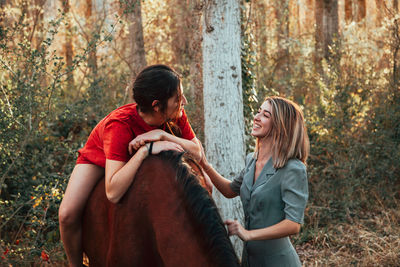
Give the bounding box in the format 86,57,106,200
0,6,125,264
241,6,258,153
242,4,400,242
1,2,399,265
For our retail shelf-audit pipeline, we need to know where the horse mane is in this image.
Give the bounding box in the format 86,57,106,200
156,150,240,267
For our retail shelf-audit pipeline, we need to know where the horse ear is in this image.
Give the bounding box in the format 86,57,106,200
152,100,160,112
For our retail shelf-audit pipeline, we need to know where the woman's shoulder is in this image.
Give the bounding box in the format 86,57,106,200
245,152,255,165
107,103,138,122
281,158,307,174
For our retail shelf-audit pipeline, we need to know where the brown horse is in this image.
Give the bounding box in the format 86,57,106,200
82,151,240,267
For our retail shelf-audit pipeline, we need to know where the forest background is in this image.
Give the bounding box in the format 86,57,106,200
0,0,399,266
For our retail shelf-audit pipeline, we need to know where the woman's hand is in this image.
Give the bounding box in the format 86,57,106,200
128,130,165,154
150,141,184,155
198,143,211,171
225,220,251,241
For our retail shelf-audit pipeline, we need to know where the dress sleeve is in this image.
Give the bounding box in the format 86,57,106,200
176,109,196,140
281,162,308,224
230,153,253,194
230,168,245,195
103,120,135,162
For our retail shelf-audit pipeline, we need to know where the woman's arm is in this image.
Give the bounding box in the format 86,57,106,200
225,219,301,241
105,141,184,203
128,130,201,161
199,146,238,198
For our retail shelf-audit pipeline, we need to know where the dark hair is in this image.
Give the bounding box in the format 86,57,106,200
132,64,181,114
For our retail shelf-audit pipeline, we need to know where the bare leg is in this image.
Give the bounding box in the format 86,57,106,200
59,164,104,267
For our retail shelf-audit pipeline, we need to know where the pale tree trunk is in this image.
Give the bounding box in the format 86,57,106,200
202,0,245,256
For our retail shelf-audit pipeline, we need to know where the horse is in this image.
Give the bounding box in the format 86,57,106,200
82,150,240,267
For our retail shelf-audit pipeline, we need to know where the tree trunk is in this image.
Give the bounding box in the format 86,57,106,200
254,0,269,93
85,0,97,76
123,0,147,103
188,1,204,142
62,0,74,89
375,0,383,26
356,0,366,22
345,0,352,22
314,0,324,64
126,0,146,77
314,0,339,62
202,0,245,256
275,0,290,94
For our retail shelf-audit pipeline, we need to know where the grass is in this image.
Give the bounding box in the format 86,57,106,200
296,208,400,266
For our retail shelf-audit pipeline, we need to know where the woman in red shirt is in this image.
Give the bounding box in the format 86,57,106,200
58,65,203,267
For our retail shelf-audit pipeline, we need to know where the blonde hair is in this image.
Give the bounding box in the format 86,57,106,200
255,96,309,169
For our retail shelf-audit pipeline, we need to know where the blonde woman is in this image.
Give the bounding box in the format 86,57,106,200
200,96,309,266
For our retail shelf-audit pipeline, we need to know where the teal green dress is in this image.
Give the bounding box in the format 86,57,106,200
230,153,308,267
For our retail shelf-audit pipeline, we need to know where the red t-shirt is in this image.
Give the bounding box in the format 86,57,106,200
76,103,196,168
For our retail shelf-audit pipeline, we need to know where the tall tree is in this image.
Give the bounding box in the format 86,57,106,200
345,0,353,22
315,0,339,62
167,0,204,140
375,0,384,26
122,0,146,103
345,0,366,23
274,0,290,93
202,0,245,255
254,0,269,92
85,0,97,76
125,0,146,76
62,0,74,89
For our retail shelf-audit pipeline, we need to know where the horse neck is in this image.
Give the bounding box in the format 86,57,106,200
140,157,217,266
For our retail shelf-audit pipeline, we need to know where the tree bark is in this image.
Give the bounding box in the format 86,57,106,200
188,1,204,141
254,0,269,93
123,0,147,103
202,0,245,256
62,0,74,89
275,0,290,94
314,0,339,62
375,0,383,26
126,0,146,77
345,0,352,22
356,0,366,22
85,0,97,76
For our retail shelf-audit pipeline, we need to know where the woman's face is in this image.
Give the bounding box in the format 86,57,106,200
165,84,187,120
251,101,273,138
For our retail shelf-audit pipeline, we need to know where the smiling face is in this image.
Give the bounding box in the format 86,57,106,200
165,84,187,120
251,101,273,139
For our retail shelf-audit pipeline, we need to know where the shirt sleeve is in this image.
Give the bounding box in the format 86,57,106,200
176,109,196,140
230,168,245,195
103,120,135,162
281,162,308,224
230,153,254,194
